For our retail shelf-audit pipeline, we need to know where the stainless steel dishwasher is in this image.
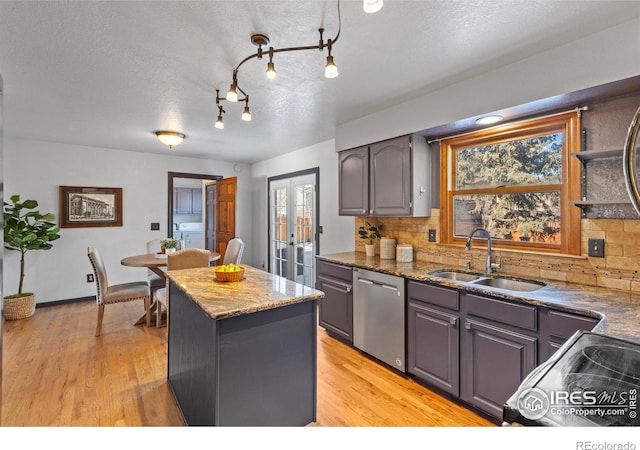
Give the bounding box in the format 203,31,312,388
353,268,406,372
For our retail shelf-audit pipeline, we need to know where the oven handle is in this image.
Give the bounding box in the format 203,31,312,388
518,357,554,388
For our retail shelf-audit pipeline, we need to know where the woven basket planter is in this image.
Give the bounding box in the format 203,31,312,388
3,293,36,320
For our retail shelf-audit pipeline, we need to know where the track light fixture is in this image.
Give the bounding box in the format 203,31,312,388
363,0,384,13
215,96,225,129
214,0,343,129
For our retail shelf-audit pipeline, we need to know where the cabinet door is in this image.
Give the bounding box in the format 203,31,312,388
338,146,369,216
461,319,537,420
317,275,353,343
174,188,193,214
369,135,411,216
539,308,599,362
408,300,459,396
191,188,203,214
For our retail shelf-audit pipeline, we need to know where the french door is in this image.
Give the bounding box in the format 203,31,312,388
269,170,318,287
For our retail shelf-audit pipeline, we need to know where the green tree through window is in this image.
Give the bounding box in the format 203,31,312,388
441,112,581,254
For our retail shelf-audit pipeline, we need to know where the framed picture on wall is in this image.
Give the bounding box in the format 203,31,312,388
59,186,123,228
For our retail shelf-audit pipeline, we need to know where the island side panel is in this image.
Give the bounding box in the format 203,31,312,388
167,281,218,426
216,299,318,426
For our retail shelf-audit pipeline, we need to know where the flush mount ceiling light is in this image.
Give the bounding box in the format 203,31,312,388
476,115,503,125
214,0,345,129
155,131,186,149
363,0,384,13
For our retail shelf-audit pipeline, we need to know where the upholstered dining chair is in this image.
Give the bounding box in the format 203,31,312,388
222,237,245,265
155,248,211,328
146,238,166,301
87,247,151,336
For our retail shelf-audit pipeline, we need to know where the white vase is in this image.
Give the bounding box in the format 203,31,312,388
365,243,376,257
165,248,176,254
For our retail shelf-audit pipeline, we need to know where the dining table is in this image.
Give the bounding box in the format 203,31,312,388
121,251,221,326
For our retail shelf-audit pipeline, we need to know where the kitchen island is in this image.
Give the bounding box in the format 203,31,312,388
166,265,324,426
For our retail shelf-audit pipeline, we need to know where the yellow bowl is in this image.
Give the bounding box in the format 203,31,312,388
214,266,245,282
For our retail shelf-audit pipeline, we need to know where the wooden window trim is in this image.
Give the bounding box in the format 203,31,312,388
439,112,581,255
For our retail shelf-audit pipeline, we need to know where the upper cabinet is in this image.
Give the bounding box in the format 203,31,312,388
338,134,431,217
174,187,203,215
338,146,369,215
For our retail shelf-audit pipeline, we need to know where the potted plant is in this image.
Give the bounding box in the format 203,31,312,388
3,195,61,320
160,238,180,254
358,221,382,257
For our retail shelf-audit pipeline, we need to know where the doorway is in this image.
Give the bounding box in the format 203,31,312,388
268,168,319,288
168,172,222,251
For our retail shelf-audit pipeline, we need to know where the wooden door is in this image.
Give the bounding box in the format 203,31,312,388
215,177,237,261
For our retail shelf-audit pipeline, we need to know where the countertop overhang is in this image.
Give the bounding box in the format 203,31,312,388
317,252,640,344
166,265,324,320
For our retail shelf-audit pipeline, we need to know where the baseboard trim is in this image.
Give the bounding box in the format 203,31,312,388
36,296,94,308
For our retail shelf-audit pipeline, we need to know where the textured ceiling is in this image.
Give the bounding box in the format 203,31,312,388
0,0,639,163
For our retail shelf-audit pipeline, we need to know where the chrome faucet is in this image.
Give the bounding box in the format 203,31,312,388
465,227,500,274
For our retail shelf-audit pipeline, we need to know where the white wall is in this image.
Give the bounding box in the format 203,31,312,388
336,18,640,151
3,138,252,303
250,139,354,271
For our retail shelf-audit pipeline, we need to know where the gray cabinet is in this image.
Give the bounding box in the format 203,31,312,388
460,292,538,419
316,260,353,343
191,188,203,214
174,187,193,214
338,134,431,217
369,136,412,216
460,318,537,419
538,307,599,361
174,188,203,214
407,282,459,396
338,146,369,215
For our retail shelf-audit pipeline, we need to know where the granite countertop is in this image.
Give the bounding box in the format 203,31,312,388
317,252,640,344
166,265,324,320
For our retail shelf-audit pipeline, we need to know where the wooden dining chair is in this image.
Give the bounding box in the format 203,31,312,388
87,247,151,336
155,248,211,328
146,238,166,301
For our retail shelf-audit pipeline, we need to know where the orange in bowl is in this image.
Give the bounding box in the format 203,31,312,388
214,264,245,282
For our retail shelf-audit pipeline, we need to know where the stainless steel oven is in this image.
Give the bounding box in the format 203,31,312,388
504,331,640,426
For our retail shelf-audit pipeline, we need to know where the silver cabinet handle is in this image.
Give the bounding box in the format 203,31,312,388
346,286,352,293
357,278,374,285
380,283,398,292
465,321,472,330
450,317,458,326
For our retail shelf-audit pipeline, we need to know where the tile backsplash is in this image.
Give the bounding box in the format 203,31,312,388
355,213,640,293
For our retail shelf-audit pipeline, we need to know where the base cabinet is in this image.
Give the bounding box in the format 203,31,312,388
316,260,353,343
407,300,459,396
539,307,600,362
332,276,604,422
460,319,537,419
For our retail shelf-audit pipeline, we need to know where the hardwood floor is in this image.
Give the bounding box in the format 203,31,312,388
1,300,493,427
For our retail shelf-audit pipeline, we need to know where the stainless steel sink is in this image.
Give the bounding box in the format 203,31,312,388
470,276,545,292
429,270,482,283
428,270,545,292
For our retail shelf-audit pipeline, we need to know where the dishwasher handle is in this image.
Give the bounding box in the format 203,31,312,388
357,277,401,296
